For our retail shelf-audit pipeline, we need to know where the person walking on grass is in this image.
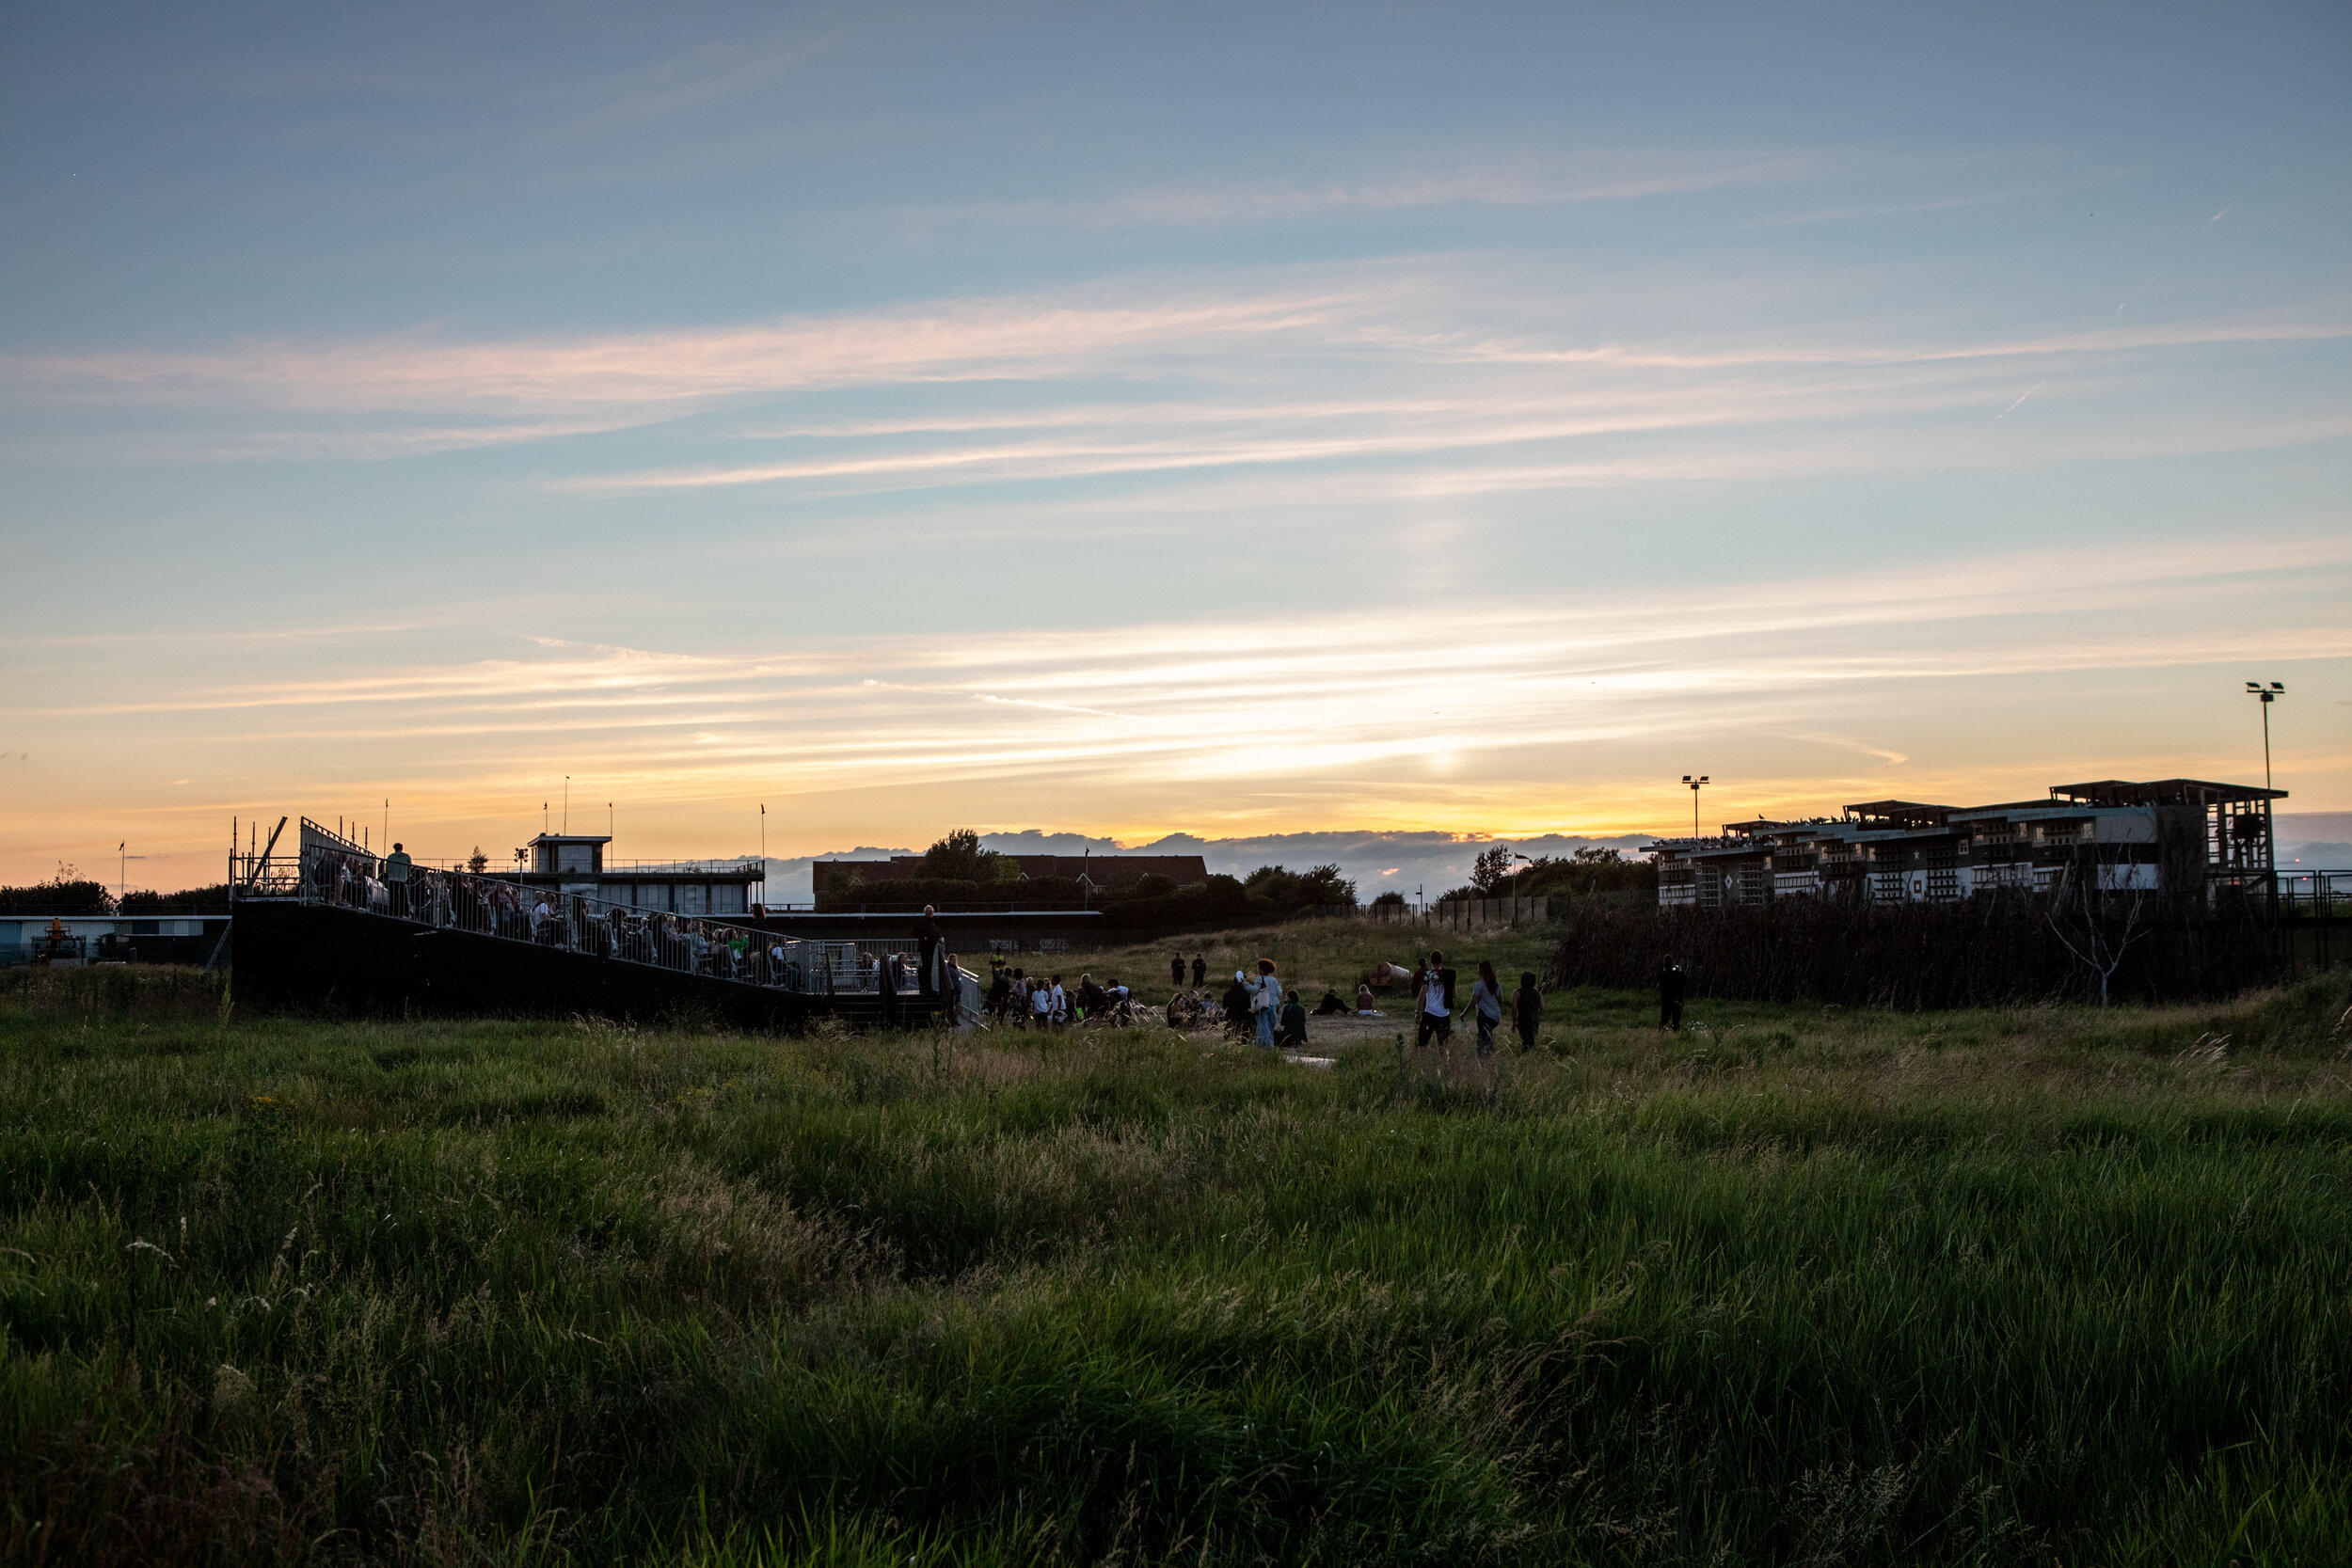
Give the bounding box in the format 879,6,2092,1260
1049,974,1069,1028
1656,955,1687,1032
1030,973,1053,1030
1470,960,1504,1058
1416,949,1456,1050
1514,971,1543,1053
1170,950,1187,989
1250,958,1282,1048
1191,952,1207,988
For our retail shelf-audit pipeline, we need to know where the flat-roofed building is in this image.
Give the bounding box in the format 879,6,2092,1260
812,852,1208,899
519,832,762,916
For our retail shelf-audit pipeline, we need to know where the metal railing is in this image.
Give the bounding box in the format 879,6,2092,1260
2211,870,2352,917
243,848,979,1004
2280,871,2352,915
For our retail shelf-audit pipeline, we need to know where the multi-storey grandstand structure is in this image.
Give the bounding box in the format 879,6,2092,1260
1649,778,2305,910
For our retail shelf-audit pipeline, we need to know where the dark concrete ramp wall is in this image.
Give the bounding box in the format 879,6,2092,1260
233,901,849,1029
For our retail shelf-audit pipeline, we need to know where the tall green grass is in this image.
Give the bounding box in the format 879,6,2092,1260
3,965,2351,1564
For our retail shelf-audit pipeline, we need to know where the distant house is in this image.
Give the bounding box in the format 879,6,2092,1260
812,853,1208,900
1648,778,2283,908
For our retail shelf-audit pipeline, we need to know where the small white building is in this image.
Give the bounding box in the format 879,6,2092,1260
0,914,230,966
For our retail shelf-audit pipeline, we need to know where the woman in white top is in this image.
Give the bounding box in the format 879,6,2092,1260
1250,959,1282,1048
1470,960,1505,1057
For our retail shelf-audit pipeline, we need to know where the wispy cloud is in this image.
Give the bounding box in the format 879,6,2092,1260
13,266,2340,487
14,537,2343,808
1,291,1349,414
889,149,1832,231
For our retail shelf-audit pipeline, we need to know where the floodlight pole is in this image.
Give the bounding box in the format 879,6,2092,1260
1682,774,1710,837
2245,682,2284,791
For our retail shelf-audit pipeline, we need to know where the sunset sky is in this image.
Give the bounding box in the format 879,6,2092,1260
3,2,2347,894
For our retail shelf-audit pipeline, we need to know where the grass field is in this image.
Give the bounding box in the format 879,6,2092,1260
5,939,2352,1565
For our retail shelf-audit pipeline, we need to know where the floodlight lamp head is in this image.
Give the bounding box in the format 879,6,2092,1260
2270,682,2285,692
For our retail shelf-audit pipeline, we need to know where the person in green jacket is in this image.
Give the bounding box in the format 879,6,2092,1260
382,843,413,918
1278,988,1309,1049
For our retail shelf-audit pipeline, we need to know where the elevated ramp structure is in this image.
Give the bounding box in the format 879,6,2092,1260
232,819,973,1028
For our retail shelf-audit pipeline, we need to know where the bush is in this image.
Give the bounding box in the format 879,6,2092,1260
1545,893,2289,1006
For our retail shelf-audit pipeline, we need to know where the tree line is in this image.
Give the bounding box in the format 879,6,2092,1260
0,868,230,915
816,831,1358,931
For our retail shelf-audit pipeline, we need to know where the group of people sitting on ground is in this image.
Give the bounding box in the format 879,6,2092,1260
1163,988,1226,1029
1085,947,1551,1057
983,963,1139,1028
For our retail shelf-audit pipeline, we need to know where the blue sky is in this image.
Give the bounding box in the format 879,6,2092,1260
3,2,2346,889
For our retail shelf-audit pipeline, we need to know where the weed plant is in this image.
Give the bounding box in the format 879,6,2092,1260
3,964,2352,1564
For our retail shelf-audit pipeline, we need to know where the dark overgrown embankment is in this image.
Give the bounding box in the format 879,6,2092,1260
3,966,2352,1564
1547,895,2295,1006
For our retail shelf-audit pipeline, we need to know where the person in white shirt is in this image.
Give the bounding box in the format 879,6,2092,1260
1030,977,1052,1027
1419,957,1454,1048
1049,975,1069,1027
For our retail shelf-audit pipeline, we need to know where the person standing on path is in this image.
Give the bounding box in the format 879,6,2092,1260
1656,956,1687,1031
1250,958,1282,1048
1470,960,1504,1058
383,843,413,918
1415,949,1457,1049
911,905,946,1005
1513,971,1543,1053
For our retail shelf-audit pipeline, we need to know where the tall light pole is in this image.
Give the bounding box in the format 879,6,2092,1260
1682,775,1709,837
118,842,145,903
2245,682,2285,790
